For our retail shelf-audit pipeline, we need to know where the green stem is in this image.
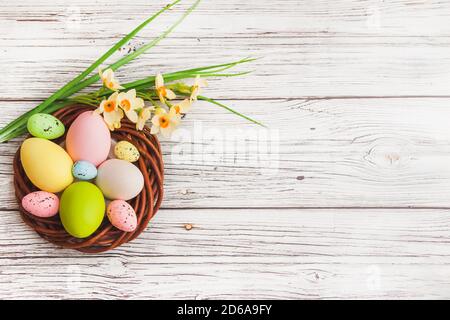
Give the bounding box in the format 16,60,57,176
198,95,266,127
59,0,202,101
0,0,183,143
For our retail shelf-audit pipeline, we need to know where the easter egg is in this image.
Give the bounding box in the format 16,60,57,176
114,141,140,163
22,191,59,218
66,111,111,166
72,160,97,180
27,113,65,140
107,200,137,232
20,138,73,193
59,182,105,238
96,159,144,200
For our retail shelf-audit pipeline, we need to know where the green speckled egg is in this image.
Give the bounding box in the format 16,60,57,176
27,113,65,140
114,141,140,163
59,182,105,238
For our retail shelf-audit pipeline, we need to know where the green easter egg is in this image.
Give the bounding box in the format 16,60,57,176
60,182,105,238
27,113,65,139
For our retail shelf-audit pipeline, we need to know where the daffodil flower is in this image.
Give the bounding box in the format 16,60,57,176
117,89,144,123
95,92,124,131
172,98,192,115
155,73,176,104
136,107,155,131
190,75,207,101
150,107,181,137
98,68,123,91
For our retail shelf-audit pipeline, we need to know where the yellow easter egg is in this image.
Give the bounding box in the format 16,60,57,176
20,138,74,193
114,141,140,163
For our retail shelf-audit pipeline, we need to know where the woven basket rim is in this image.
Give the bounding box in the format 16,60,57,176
13,104,164,253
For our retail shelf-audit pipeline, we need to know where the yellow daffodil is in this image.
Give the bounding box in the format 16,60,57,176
190,75,207,101
136,107,155,131
98,68,123,91
155,73,176,103
95,92,124,131
150,107,181,137
172,98,192,115
117,89,144,123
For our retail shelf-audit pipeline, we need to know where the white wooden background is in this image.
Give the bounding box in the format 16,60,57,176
1,0,450,299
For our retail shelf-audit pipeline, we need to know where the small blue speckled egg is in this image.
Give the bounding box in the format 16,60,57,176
72,160,97,180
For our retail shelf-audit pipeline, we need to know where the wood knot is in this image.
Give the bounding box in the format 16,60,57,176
364,137,412,170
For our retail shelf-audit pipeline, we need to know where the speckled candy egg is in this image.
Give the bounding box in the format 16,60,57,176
27,113,65,140
72,160,97,180
96,159,144,201
114,141,140,163
21,191,59,218
107,200,137,232
66,111,111,166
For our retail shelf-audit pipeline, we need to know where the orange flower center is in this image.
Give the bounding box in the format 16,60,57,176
104,101,116,112
157,86,167,98
121,99,131,111
107,81,115,89
159,116,169,128
174,105,181,114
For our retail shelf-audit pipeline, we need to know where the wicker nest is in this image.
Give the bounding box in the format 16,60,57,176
13,105,164,253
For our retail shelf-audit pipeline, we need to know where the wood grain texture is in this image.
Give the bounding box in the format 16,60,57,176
1,1,450,99
2,98,450,208
2,36,450,99
1,0,450,299
0,208,449,299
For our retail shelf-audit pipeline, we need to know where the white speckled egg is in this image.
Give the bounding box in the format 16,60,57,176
21,191,59,218
107,200,137,232
114,141,140,163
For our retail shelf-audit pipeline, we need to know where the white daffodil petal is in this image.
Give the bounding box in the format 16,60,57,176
161,126,176,138
150,125,159,135
165,89,176,100
155,108,166,116
135,97,145,109
126,111,139,123
94,105,104,114
151,115,160,126
155,73,164,89
128,89,137,97
179,99,192,113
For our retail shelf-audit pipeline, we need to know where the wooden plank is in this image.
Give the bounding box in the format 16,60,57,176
1,0,450,39
2,36,450,99
0,208,449,299
2,98,450,208
1,0,450,99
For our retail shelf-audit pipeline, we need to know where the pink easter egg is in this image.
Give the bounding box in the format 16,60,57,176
22,191,59,218
66,111,111,166
107,200,137,232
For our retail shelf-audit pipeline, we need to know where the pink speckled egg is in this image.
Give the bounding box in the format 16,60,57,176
22,191,59,218
107,200,137,232
66,111,111,166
